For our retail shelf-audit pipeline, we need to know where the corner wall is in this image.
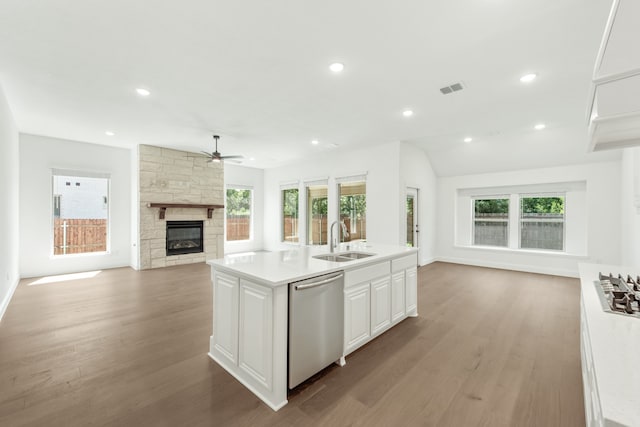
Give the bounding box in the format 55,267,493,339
399,143,438,266
19,134,132,278
0,83,20,320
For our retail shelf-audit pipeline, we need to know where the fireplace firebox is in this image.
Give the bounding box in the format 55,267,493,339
166,221,204,256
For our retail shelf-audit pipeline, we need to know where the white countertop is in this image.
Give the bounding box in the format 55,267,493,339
579,262,640,427
207,242,418,286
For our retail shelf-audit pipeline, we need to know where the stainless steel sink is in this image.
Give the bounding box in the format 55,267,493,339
312,252,375,262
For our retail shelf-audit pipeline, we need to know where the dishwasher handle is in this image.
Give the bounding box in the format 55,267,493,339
294,273,344,290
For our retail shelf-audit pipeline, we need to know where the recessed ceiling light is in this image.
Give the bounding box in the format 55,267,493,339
520,73,537,83
402,110,414,117
105,131,115,136
249,157,256,161
464,137,472,143
311,139,319,145
534,123,546,130
329,62,344,73
135,88,151,96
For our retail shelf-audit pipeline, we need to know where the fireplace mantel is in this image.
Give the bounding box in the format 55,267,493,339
147,203,225,219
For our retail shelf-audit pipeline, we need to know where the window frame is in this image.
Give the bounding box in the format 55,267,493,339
51,170,111,257
281,184,300,244
471,196,510,248
225,186,254,243
336,179,367,243
305,181,328,246
518,192,566,252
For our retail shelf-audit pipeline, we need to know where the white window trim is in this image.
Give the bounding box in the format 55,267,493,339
51,170,111,258
225,185,254,243
471,195,510,248
281,185,300,245
305,181,329,246
518,192,566,252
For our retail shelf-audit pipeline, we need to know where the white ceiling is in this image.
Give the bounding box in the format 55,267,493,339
0,0,621,176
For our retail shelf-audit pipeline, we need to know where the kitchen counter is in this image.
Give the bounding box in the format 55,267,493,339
579,263,640,427
207,243,418,411
207,242,417,286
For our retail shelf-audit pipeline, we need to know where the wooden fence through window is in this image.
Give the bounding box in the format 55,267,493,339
53,219,107,255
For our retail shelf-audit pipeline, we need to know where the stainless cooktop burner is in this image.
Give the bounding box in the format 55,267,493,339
595,272,640,319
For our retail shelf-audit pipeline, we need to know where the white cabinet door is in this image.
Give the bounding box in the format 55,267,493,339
371,277,391,336
391,272,405,323
344,283,371,353
239,279,273,390
405,267,418,315
213,271,239,365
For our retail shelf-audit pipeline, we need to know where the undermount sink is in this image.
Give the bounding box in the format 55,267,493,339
312,252,375,262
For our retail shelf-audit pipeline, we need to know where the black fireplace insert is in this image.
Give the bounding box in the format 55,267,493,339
166,221,204,256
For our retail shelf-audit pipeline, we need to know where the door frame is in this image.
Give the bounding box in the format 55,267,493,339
405,187,419,261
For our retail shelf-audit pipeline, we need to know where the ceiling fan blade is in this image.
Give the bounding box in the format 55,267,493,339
200,151,212,157
220,155,244,159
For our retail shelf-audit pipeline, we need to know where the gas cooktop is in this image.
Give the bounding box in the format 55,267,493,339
595,272,640,318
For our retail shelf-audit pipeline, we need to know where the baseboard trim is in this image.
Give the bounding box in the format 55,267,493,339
419,257,437,267
435,256,578,278
0,276,20,322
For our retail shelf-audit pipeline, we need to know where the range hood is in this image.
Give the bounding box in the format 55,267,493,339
588,0,640,152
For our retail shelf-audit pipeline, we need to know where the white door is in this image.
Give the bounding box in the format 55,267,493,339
405,188,419,258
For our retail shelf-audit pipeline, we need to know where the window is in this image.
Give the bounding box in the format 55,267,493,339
520,195,565,250
338,181,366,242
307,184,328,245
226,188,252,241
473,198,509,247
52,173,109,255
282,188,299,243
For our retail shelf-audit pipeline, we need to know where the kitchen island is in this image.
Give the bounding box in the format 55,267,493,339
207,242,418,410
579,263,640,427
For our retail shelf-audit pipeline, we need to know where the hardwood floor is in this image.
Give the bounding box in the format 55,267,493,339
0,262,585,426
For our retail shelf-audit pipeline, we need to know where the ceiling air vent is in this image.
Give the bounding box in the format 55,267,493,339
440,82,465,95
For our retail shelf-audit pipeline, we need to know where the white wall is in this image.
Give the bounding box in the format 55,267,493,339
436,162,621,277
224,164,265,254
263,142,402,251
399,143,438,265
19,134,132,277
0,83,20,320
621,147,640,267
130,146,139,269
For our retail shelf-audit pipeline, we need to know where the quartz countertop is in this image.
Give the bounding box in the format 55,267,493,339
579,262,640,427
207,242,418,286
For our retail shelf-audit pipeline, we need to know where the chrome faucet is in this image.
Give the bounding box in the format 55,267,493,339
329,221,349,253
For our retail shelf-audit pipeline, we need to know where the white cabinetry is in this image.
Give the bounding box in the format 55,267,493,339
212,271,239,364
391,272,405,323
345,283,371,353
406,267,418,315
239,279,273,390
371,277,391,335
343,253,418,357
210,271,288,411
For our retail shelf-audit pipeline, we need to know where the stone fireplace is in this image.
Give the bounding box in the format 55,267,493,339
138,144,224,269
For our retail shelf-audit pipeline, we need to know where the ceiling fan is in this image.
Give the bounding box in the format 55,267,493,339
200,135,243,163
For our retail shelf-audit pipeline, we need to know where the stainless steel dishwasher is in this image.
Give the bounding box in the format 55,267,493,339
288,271,344,389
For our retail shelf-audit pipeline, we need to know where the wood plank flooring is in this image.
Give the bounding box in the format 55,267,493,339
0,262,585,426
